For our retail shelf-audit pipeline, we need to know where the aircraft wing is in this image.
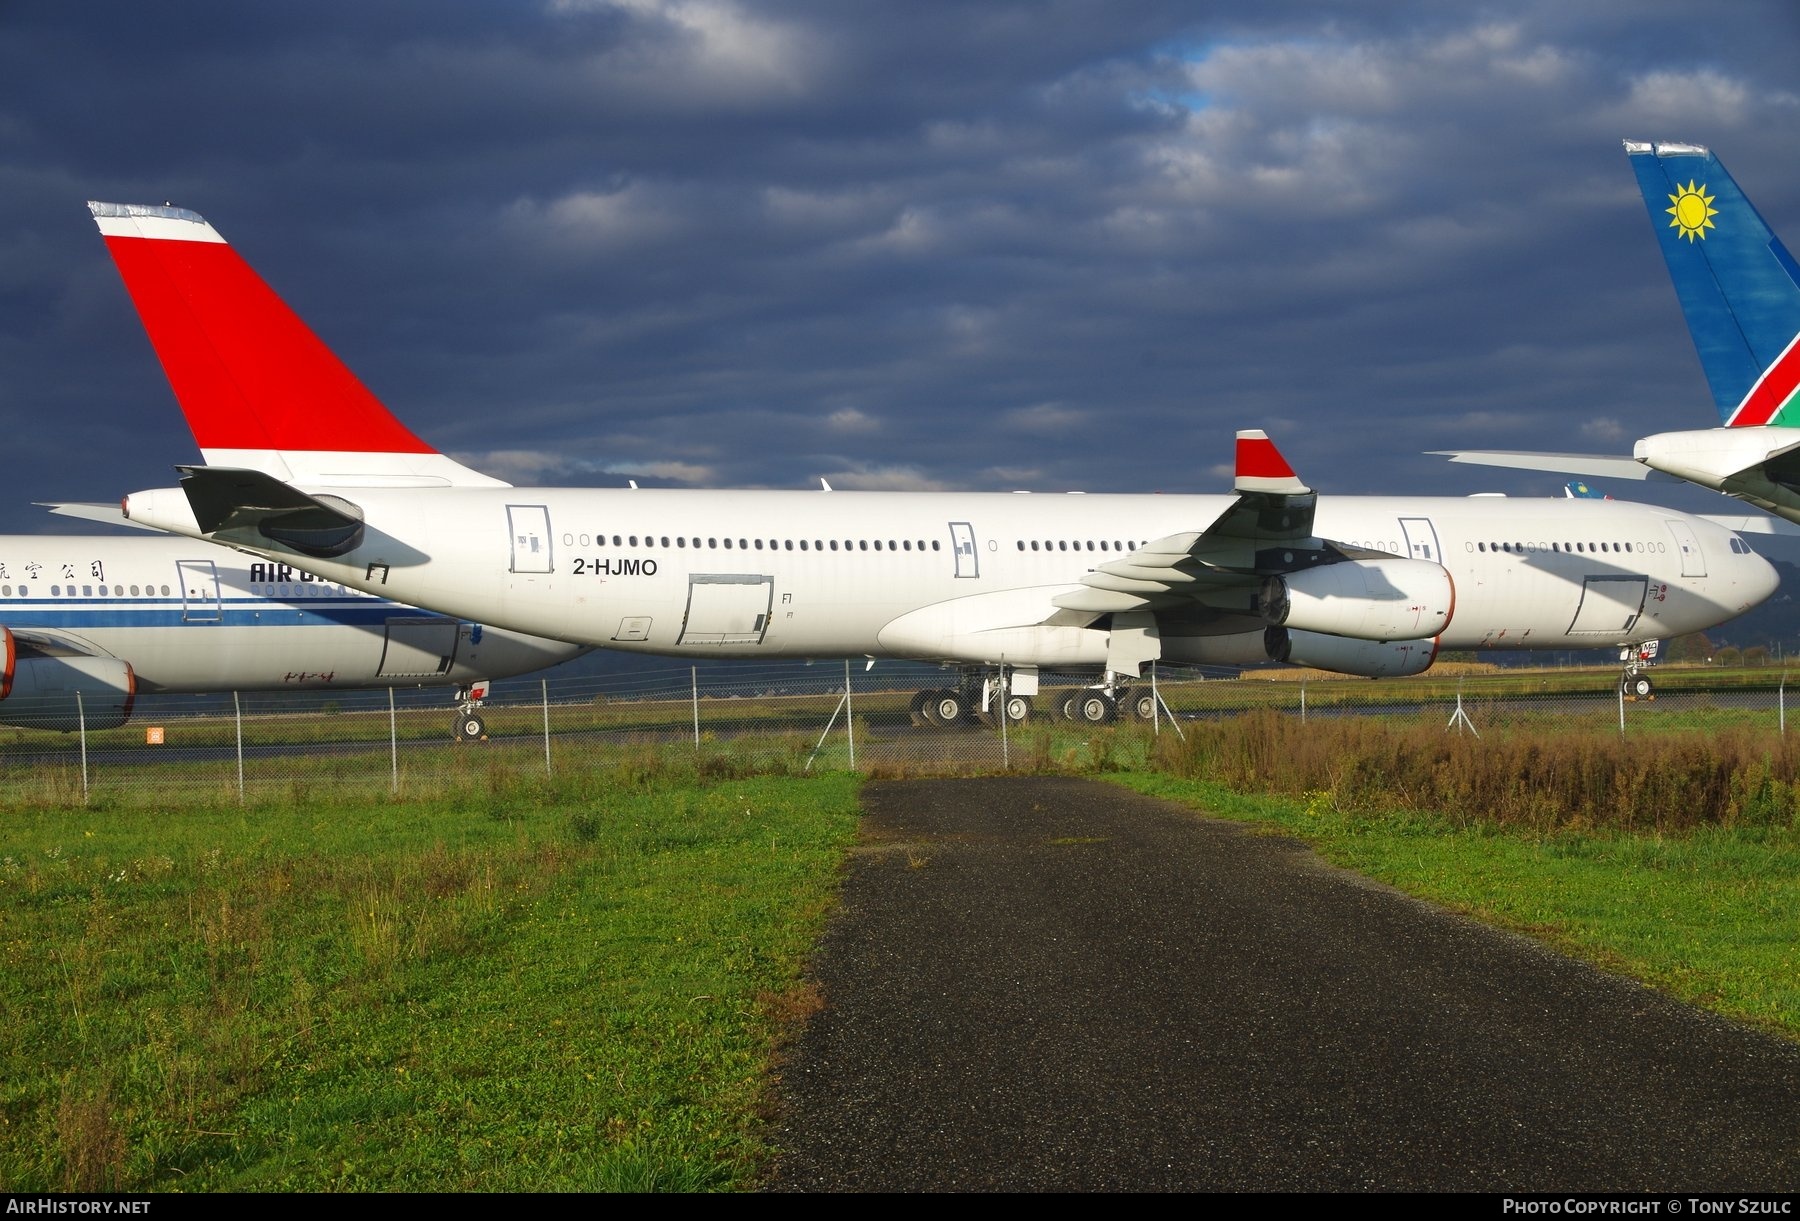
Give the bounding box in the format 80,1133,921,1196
1052,430,1342,615
1427,449,1669,481
1699,513,1800,537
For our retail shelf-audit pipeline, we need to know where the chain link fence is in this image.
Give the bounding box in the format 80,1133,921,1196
0,660,1792,805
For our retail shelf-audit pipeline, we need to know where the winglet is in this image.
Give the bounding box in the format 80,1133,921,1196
1234,430,1309,496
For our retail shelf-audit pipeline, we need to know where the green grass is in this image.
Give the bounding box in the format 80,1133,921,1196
8,692,1800,1192
1112,774,1800,1040
0,765,860,1191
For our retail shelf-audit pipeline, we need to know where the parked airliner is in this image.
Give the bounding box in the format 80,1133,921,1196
93,200,1776,720
0,526,588,733
1436,141,1800,530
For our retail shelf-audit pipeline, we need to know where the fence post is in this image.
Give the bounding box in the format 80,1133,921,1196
1299,679,1306,724
844,659,856,771
235,691,245,803
543,678,553,777
1617,679,1626,736
389,688,398,794
998,662,1009,770
1783,671,1788,737
76,691,88,804
692,666,700,749
1151,662,1159,735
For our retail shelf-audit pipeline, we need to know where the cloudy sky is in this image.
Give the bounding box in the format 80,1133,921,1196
3,0,1797,538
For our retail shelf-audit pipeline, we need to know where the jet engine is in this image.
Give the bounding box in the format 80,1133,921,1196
1265,627,1438,678
1261,557,1453,642
0,631,138,731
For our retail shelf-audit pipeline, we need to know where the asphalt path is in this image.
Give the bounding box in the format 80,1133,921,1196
762,777,1800,1192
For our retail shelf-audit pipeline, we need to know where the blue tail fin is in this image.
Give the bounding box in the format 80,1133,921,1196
1625,140,1800,425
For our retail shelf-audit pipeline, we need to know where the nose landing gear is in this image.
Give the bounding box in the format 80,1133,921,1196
453,679,491,741
1618,642,1659,700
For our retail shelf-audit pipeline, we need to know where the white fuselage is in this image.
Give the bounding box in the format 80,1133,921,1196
126,486,1778,670
0,533,589,694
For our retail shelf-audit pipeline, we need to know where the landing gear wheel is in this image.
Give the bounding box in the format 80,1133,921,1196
1002,694,1033,726
1058,691,1080,722
927,690,969,727
908,690,935,726
455,712,487,742
1628,676,1653,698
1076,692,1117,725
1128,691,1158,722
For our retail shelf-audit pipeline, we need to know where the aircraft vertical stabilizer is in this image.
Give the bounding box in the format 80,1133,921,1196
88,202,507,489
1624,141,1800,426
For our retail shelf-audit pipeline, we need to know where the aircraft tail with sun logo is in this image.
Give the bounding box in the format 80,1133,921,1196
1625,140,1800,429
1433,142,1800,531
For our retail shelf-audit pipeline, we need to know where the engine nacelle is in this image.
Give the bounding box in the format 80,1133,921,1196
1261,557,1453,641
1266,627,1438,678
0,633,138,731
1159,629,1271,666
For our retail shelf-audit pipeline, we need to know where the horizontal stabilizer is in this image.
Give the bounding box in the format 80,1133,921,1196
35,502,162,531
1429,450,1666,481
178,465,367,557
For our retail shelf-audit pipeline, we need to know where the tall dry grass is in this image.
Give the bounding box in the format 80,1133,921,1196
1152,709,1800,832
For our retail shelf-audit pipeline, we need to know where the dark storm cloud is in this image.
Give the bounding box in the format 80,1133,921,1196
2,0,1797,534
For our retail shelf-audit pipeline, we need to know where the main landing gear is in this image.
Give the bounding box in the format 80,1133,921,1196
908,671,1161,729
908,680,1034,728
453,680,491,741
1054,685,1158,726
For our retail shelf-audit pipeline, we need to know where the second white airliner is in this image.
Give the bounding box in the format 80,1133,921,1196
93,201,1777,721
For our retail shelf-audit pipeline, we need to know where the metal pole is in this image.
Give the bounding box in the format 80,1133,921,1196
999,662,1009,770
692,666,700,749
844,659,856,771
1300,679,1306,724
1618,680,1626,736
389,688,398,794
1151,662,1159,735
1783,672,1788,737
805,693,848,772
235,691,245,803
543,678,552,777
76,691,88,803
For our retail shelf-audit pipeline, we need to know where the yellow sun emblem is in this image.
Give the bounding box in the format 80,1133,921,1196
1666,179,1718,242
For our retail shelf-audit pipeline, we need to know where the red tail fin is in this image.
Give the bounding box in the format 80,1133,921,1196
90,202,501,488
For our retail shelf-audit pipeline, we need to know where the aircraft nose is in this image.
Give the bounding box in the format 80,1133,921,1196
1747,549,1781,607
